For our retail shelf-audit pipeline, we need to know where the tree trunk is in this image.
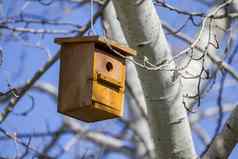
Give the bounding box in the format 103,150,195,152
112,1,197,158
103,2,154,158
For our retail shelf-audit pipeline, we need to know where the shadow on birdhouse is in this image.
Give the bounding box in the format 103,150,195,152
55,36,136,122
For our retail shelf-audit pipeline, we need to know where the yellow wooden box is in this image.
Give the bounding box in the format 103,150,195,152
55,36,136,122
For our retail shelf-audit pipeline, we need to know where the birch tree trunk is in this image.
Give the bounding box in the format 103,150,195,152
107,0,238,158
103,2,154,158
112,1,197,158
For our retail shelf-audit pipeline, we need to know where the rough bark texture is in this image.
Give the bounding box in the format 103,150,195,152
112,0,197,158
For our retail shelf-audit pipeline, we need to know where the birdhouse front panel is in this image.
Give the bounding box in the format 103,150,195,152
92,49,126,117
55,36,136,122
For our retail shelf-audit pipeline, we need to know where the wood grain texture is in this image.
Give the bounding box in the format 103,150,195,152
55,36,137,56
57,36,128,122
58,43,94,113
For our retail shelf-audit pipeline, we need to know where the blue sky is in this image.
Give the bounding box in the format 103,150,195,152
0,0,238,158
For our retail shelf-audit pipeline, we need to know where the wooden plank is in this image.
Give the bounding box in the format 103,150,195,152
58,43,94,112
55,36,137,56
62,102,121,122
91,50,125,116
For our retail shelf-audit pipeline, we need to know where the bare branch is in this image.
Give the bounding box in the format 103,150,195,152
0,0,110,123
192,124,210,145
202,106,238,159
189,103,236,125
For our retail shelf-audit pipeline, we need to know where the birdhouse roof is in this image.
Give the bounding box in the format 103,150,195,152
55,36,137,57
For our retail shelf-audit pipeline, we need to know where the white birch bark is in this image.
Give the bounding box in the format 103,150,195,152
103,2,154,158
112,1,197,158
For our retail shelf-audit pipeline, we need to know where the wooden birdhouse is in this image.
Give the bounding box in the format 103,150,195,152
55,36,136,122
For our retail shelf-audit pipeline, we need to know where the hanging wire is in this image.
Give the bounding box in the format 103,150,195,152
87,0,176,71
89,0,97,35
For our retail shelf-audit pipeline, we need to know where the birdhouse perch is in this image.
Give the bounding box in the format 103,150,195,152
55,36,136,122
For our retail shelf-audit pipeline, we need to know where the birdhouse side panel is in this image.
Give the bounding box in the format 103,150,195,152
58,43,94,113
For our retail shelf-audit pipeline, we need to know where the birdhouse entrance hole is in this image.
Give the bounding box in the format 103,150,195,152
55,36,136,122
106,62,113,72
